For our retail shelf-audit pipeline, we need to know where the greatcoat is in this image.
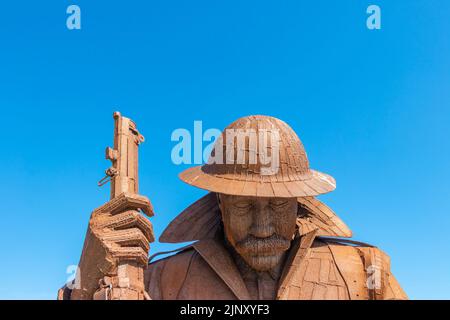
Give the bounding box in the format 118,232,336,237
145,194,407,300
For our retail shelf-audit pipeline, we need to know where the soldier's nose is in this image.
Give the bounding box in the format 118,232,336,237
250,225,275,238
249,207,275,238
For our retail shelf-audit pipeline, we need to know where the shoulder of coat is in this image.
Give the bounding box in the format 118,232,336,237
311,237,396,300
148,244,196,265
145,245,199,300
312,237,390,269
315,236,376,247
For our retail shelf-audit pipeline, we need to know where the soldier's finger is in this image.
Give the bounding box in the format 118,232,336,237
108,246,149,267
102,228,150,253
94,192,154,217
99,210,155,242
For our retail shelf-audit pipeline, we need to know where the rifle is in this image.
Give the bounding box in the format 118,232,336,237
97,111,149,300
98,111,145,195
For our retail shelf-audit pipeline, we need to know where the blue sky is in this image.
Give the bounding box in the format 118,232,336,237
0,1,449,299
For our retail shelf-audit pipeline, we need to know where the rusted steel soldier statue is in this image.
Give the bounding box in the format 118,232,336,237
59,114,407,300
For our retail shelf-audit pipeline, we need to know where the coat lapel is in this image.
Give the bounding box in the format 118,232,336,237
193,230,319,300
277,229,318,299
193,237,251,300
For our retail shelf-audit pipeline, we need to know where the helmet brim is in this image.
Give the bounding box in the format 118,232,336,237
179,166,336,198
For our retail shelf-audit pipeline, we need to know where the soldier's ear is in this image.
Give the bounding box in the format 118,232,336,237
216,193,222,206
216,193,226,216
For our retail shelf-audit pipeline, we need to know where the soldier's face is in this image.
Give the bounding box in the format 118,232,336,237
218,194,298,271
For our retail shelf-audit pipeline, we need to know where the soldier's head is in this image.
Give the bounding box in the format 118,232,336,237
218,194,298,271
180,115,336,270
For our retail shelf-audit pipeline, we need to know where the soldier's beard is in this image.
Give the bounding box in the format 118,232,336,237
235,235,291,271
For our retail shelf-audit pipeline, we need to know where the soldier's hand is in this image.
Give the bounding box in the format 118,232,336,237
71,193,154,299
90,193,154,266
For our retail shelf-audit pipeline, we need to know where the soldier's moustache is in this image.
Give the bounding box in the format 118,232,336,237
236,234,290,255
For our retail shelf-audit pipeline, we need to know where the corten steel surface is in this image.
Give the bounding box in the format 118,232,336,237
62,112,155,300
59,114,407,300
99,112,150,300
179,115,336,198
99,111,145,198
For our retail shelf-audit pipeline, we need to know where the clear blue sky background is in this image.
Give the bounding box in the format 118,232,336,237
0,1,449,299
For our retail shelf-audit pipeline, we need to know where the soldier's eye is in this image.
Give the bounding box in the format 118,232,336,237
234,201,252,209
271,199,288,207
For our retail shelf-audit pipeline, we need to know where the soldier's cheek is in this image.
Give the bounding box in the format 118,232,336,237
274,218,296,239
230,218,253,243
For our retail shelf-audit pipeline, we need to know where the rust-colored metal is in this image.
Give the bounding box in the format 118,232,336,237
61,112,154,300
179,115,336,198
99,111,145,198
99,112,148,300
60,114,407,300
